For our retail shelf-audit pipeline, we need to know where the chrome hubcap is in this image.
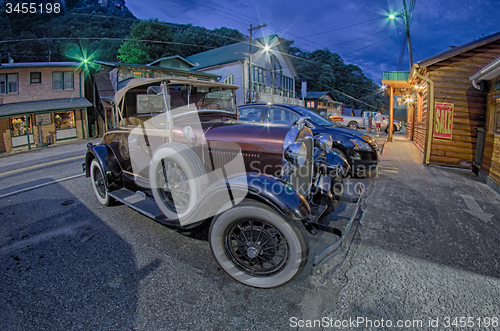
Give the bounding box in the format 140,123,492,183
247,246,259,259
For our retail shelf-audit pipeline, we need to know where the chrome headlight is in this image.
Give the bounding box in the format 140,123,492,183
315,135,333,153
350,139,372,151
285,142,307,167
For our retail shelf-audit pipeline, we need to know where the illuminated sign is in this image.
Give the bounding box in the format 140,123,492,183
434,102,454,141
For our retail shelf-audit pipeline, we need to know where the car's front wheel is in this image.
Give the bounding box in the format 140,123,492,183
347,121,358,130
90,159,114,206
209,201,308,288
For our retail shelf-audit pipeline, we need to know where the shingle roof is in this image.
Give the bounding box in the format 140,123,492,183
0,98,92,118
297,91,329,99
147,55,195,67
186,42,256,70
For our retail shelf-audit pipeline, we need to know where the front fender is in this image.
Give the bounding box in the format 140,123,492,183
325,150,351,177
190,173,310,226
85,144,122,190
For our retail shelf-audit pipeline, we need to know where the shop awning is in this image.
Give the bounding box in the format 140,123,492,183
0,98,92,118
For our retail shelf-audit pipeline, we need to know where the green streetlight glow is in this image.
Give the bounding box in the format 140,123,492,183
389,14,396,19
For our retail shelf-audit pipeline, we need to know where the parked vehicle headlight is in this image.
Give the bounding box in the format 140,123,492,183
315,135,333,153
285,142,307,167
350,139,372,151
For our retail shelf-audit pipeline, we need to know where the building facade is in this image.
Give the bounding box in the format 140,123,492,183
0,62,91,153
384,32,500,168
186,35,303,106
296,91,343,118
469,56,500,193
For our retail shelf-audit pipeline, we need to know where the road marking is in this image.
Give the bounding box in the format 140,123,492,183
0,173,85,200
461,194,494,223
0,155,85,177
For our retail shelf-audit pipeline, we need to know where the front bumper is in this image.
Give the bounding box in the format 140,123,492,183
311,188,363,270
350,150,378,173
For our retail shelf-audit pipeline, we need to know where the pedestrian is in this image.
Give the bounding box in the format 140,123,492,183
367,113,373,133
374,111,384,137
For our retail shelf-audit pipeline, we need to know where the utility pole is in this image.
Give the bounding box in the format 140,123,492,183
247,23,267,104
402,0,413,69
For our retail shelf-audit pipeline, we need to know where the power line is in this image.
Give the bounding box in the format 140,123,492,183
341,33,401,56
298,16,386,39
0,37,215,49
3,12,386,109
326,26,393,47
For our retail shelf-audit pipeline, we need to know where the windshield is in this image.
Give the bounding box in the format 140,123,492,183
289,106,335,127
167,85,235,114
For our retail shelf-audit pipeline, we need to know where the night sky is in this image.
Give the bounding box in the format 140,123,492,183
125,0,499,85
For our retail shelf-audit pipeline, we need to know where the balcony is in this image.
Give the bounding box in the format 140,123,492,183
246,90,304,106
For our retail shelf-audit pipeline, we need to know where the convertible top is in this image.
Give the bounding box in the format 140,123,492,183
114,77,239,109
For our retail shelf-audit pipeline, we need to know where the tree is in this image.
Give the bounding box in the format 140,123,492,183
286,41,388,111
118,19,175,64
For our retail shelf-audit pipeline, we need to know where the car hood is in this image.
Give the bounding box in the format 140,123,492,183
312,125,364,139
204,122,291,155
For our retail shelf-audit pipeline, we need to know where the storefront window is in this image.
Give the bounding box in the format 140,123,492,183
9,116,32,137
55,111,75,130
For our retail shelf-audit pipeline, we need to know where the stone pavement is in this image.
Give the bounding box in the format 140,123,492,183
324,133,500,330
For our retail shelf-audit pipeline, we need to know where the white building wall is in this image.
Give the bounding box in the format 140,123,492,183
198,62,246,105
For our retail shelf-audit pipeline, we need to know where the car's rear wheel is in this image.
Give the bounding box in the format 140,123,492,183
209,201,308,288
347,121,358,130
150,143,208,221
90,159,114,206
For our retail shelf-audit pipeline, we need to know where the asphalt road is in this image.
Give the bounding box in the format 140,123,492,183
0,142,373,330
1,139,499,331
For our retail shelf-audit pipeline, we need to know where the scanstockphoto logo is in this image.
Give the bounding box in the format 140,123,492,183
128,111,248,227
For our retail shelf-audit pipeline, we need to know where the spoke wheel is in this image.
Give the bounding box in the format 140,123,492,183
210,200,308,288
150,142,208,222
156,159,190,213
90,159,113,206
224,218,289,276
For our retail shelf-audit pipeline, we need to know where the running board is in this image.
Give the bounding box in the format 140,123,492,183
108,189,179,227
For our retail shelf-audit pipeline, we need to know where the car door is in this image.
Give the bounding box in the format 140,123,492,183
264,106,300,125
238,105,265,123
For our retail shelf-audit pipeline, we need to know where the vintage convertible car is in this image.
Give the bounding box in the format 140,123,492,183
83,77,360,288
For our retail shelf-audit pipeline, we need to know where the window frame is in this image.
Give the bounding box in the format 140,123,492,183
0,73,19,94
30,72,41,84
53,71,74,90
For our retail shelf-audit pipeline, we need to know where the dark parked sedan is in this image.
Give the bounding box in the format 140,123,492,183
238,103,379,176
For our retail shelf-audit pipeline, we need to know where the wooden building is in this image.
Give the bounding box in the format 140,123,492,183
401,32,500,168
469,56,500,193
296,91,343,118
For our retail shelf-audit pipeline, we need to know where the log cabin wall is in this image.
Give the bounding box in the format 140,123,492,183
480,77,500,186
413,80,428,154
425,40,500,168
406,103,414,141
